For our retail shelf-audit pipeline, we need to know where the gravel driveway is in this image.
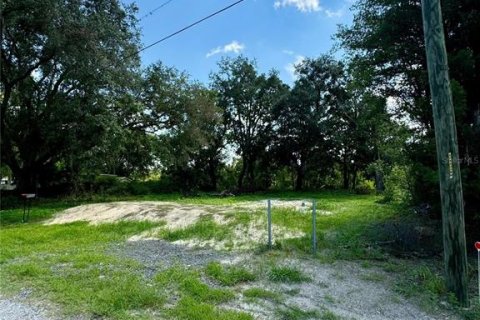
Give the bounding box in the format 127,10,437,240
0,297,52,320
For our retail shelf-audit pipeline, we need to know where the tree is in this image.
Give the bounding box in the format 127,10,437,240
337,0,480,224
272,55,345,190
1,0,140,192
211,56,288,191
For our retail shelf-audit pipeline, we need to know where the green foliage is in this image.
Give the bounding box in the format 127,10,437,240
275,306,319,320
337,0,480,227
243,288,280,301
211,56,288,190
0,221,163,318
168,297,253,320
394,264,447,310
268,266,308,283
383,166,411,203
1,192,476,318
271,55,346,191
205,262,256,286
355,179,375,195
1,0,141,192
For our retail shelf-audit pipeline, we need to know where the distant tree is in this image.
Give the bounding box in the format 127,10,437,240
337,0,480,221
273,55,346,190
211,56,288,191
0,0,140,192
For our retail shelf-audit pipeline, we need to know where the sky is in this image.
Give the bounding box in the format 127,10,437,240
126,0,355,85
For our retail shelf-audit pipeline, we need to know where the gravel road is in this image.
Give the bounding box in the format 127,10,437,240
0,297,52,320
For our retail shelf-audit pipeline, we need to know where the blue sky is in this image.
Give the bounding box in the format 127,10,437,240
127,0,355,85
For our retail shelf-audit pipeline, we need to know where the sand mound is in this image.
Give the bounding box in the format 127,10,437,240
46,199,325,227
45,201,228,228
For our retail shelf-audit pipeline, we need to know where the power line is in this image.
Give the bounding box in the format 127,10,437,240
137,0,245,54
138,0,175,21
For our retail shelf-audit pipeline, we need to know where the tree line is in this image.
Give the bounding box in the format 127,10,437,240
1,0,479,227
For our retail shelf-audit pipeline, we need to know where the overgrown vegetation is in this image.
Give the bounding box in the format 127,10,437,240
205,262,256,286
1,192,479,319
1,0,480,317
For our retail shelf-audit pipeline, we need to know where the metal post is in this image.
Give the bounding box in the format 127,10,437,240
267,199,272,249
421,0,468,306
312,200,317,255
22,198,27,223
27,199,31,221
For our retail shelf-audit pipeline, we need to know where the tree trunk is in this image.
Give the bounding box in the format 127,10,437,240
295,159,306,191
12,165,37,194
342,157,349,189
237,157,247,190
375,169,385,192
246,157,255,191
207,157,218,191
351,166,358,190
421,0,469,306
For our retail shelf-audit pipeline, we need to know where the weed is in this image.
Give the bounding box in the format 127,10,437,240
243,287,280,301
155,267,234,304
159,216,230,241
324,294,336,304
320,310,343,320
360,272,386,283
276,305,318,320
205,262,256,286
268,266,308,283
167,297,253,320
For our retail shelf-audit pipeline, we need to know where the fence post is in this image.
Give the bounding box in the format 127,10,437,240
267,199,272,249
312,199,317,255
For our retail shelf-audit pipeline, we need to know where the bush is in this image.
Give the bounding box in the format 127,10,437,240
383,165,411,203
355,179,375,195
92,175,128,195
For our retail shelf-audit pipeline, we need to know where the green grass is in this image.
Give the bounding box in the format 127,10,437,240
276,306,319,320
159,216,231,242
393,264,447,310
0,221,164,318
243,287,280,301
360,272,387,283
1,190,476,319
205,262,256,286
268,266,309,283
319,310,343,320
154,266,253,319
167,297,253,320
155,267,234,304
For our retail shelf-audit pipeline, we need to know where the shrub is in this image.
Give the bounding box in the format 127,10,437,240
383,165,411,203
268,266,308,283
355,179,375,195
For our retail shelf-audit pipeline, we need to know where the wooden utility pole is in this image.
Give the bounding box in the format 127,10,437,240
421,0,469,306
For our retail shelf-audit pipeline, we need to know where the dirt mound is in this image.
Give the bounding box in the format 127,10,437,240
46,201,227,228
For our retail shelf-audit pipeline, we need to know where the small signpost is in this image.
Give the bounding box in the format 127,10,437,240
476,242,480,304
21,193,36,223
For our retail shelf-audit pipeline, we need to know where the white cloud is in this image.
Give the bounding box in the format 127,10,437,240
274,0,321,12
282,49,295,55
206,41,245,58
285,55,305,80
325,9,343,18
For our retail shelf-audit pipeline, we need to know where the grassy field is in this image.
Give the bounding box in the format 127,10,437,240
0,191,479,319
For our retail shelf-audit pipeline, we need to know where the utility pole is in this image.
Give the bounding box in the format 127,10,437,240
421,0,469,306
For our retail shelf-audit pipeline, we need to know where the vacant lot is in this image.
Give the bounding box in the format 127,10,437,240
0,192,478,319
